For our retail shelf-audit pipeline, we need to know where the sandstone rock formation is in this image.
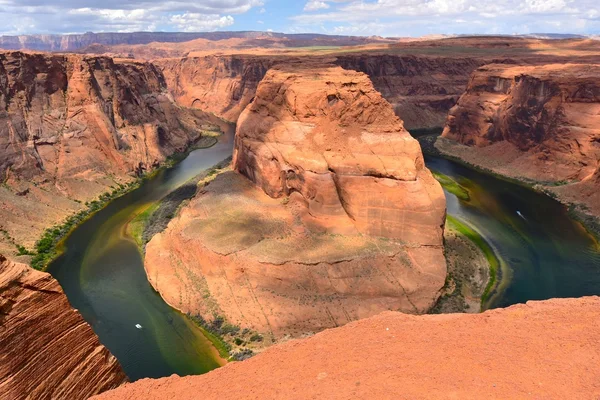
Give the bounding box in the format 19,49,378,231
0,255,127,399
440,63,600,214
144,64,446,341
157,55,276,122
0,51,219,254
94,297,600,400
334,55,484,129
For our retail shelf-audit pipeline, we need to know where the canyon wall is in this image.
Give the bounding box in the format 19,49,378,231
0,51,216,254
157,55,277,122
144,64,446,341
94,296,600,400
439,63,600,215
158,53,483,131
334,54,484,129
0,255,127,399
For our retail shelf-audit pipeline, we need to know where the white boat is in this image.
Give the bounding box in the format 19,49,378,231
517,211,525,220
135,324,143,329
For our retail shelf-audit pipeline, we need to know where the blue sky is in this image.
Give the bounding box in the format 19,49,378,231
0,0,598,36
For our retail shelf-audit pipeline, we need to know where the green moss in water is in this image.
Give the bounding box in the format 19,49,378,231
433,171,470,201
446,215,499,306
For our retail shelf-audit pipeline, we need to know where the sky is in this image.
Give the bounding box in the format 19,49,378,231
0,0,599,37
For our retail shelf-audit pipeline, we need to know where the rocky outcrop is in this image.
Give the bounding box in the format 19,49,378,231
439,63,600,214
157,55,276,122
0,51,217,253
0,255,127,399
144,64,446,341
158,53,483,131
94,297,600,400
334,55,484,129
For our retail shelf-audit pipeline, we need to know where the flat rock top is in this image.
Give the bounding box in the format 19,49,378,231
477,63,600,80
178,171,406,265
95,296,600,400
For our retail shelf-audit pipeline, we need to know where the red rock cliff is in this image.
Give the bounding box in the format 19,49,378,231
439,63,600,214
144,64,446,342
94,297,600,400
0,51,217,254
0,255,127,399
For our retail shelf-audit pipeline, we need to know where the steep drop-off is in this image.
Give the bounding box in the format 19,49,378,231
334,54,484,129
144,64,446,341
158,54,484,131
0,51,216,255
95,297,600,400
439,63,600,215
157,55,276,122
0,255,127,399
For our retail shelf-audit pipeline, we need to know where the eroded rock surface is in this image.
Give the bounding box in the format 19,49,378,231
0,51,218,254
0,255,127,399
94,297,600,400
440,63,600,215
145,64,446,341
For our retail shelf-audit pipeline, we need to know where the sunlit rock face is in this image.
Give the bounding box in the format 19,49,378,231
144,63,447,342
0,255,127,399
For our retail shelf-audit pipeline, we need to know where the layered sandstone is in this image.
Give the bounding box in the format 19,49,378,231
144,64,446,341
334,55,484,129
440,63,600,214
0,255,127,399
157,55,276,122
95,297,600,400
0,51,218,254
158,53,484,131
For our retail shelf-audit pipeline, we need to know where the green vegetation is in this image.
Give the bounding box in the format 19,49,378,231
127,203,160,248
29,131,223,271
188,314,263,361
446,215,499,305
432,171,470,201
31,180,141,270
15,244,34,256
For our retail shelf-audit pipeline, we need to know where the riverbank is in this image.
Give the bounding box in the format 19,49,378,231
435,136,600,244
30,134,221,271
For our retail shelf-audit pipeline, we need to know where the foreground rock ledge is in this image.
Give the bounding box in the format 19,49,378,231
95,297,600,400
0,256,127,399
144,64,446,340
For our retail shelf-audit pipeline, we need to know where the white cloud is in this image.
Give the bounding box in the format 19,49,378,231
304,1,330,11
0,0,262,34
169,13,235,32
290,0,600,36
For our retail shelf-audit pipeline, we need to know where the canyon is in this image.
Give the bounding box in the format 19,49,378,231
0,51,222,257
0,34,599,399
0,256,126,399
439,63,600,216
144,63,446,340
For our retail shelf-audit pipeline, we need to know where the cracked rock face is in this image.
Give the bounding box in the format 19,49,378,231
442,63,600,184
144,64,446,340
0,51,218,254
0,255,127,399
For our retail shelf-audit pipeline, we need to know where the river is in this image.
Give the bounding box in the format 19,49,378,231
48,130,600,381
48,130,234,381
426,155,600,309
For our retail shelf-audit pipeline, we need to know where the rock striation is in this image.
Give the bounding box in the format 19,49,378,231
157,55,276,122
0,51,217,253
94,297,600,400
0,255,127,399
440,63,600,215
144,64,446,341
334,54,484,130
